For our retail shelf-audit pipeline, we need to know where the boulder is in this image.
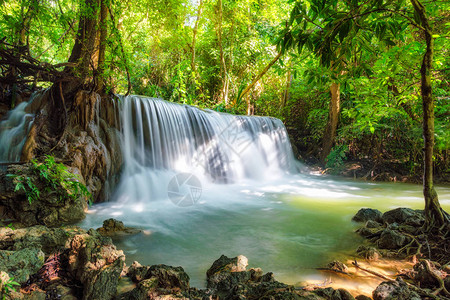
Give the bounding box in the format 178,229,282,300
373,279,420,300
206,254,248,289
205,255,317,299
356,226,383,238
118,262,190,299
356,245,381,261
315,287,355,300
67,229,125,300
377,229,408,249
365,220,382,228
96,218,141,237
381,208,422,225
0,225,82,254
0,248,45,284
326,261,349,273
352,208,383,223
0,165,87,227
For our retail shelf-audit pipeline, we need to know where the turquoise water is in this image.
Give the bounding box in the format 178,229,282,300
81,173,450,287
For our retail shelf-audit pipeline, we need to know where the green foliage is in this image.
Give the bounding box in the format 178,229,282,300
5,223,15,230
1,275,20,297
7,174,39,204
325,145,348,171
7,156,91,205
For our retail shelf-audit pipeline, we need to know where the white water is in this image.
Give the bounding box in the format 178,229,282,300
0,100,35,162
112,95,300,207
1,94,448,289
80,95,450,288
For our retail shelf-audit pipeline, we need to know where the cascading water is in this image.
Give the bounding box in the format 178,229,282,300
1,93,449,290
0,99,35,163
81,95,449,289
114,95,299,207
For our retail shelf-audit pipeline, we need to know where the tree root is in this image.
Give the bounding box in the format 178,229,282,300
422,260,450,297
352,260,393,281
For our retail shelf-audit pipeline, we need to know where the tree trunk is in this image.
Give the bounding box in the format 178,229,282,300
191,0,204,74
97,0,108,93
215,0,229,104
320,82,340,164
18,0,40,51
68,0,100,84
239,51,282,109
410,0,446,228
281,67,292,109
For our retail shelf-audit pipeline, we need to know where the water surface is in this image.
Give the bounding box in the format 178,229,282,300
81,173,450,287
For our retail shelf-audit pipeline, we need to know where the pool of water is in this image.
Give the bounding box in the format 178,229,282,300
80,173,450,288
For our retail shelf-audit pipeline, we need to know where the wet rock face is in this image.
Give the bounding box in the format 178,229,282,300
352,208,383,223
0,248,45,284
119,261,190,299
10,90,123,204
356,245,380,261
57,91,123,202
377,228,409,249
96,218,141,237
67,229,125,300
315,287,355,300
0,165,87,227
381,208,423,225
372,279,421,300
0,225,83,254
0,226,125,300
206,254,249,288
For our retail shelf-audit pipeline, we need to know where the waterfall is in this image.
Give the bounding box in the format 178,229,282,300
0,100,35,163
113,95,298,206
0,92,299,205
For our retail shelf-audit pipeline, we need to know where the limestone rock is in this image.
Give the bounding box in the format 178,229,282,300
0,165,86,227
97,218,141,237
356,226,383,238
326,261,349,273
373,279,420,300
356,245,381,261
352,208,383,223
0,248,45,284
0,225,83,254
67,229,125,300
377,229,408,249
381,208,422,225
0,271,10,292
118,262,190,299
315,287,355,300
205,255,306,299
365,220,382,228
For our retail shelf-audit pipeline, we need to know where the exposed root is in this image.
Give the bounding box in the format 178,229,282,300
422,260,450,297
352,260,393,281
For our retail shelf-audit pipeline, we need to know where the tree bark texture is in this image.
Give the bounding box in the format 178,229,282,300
410,0,446,228
320,82,341,164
